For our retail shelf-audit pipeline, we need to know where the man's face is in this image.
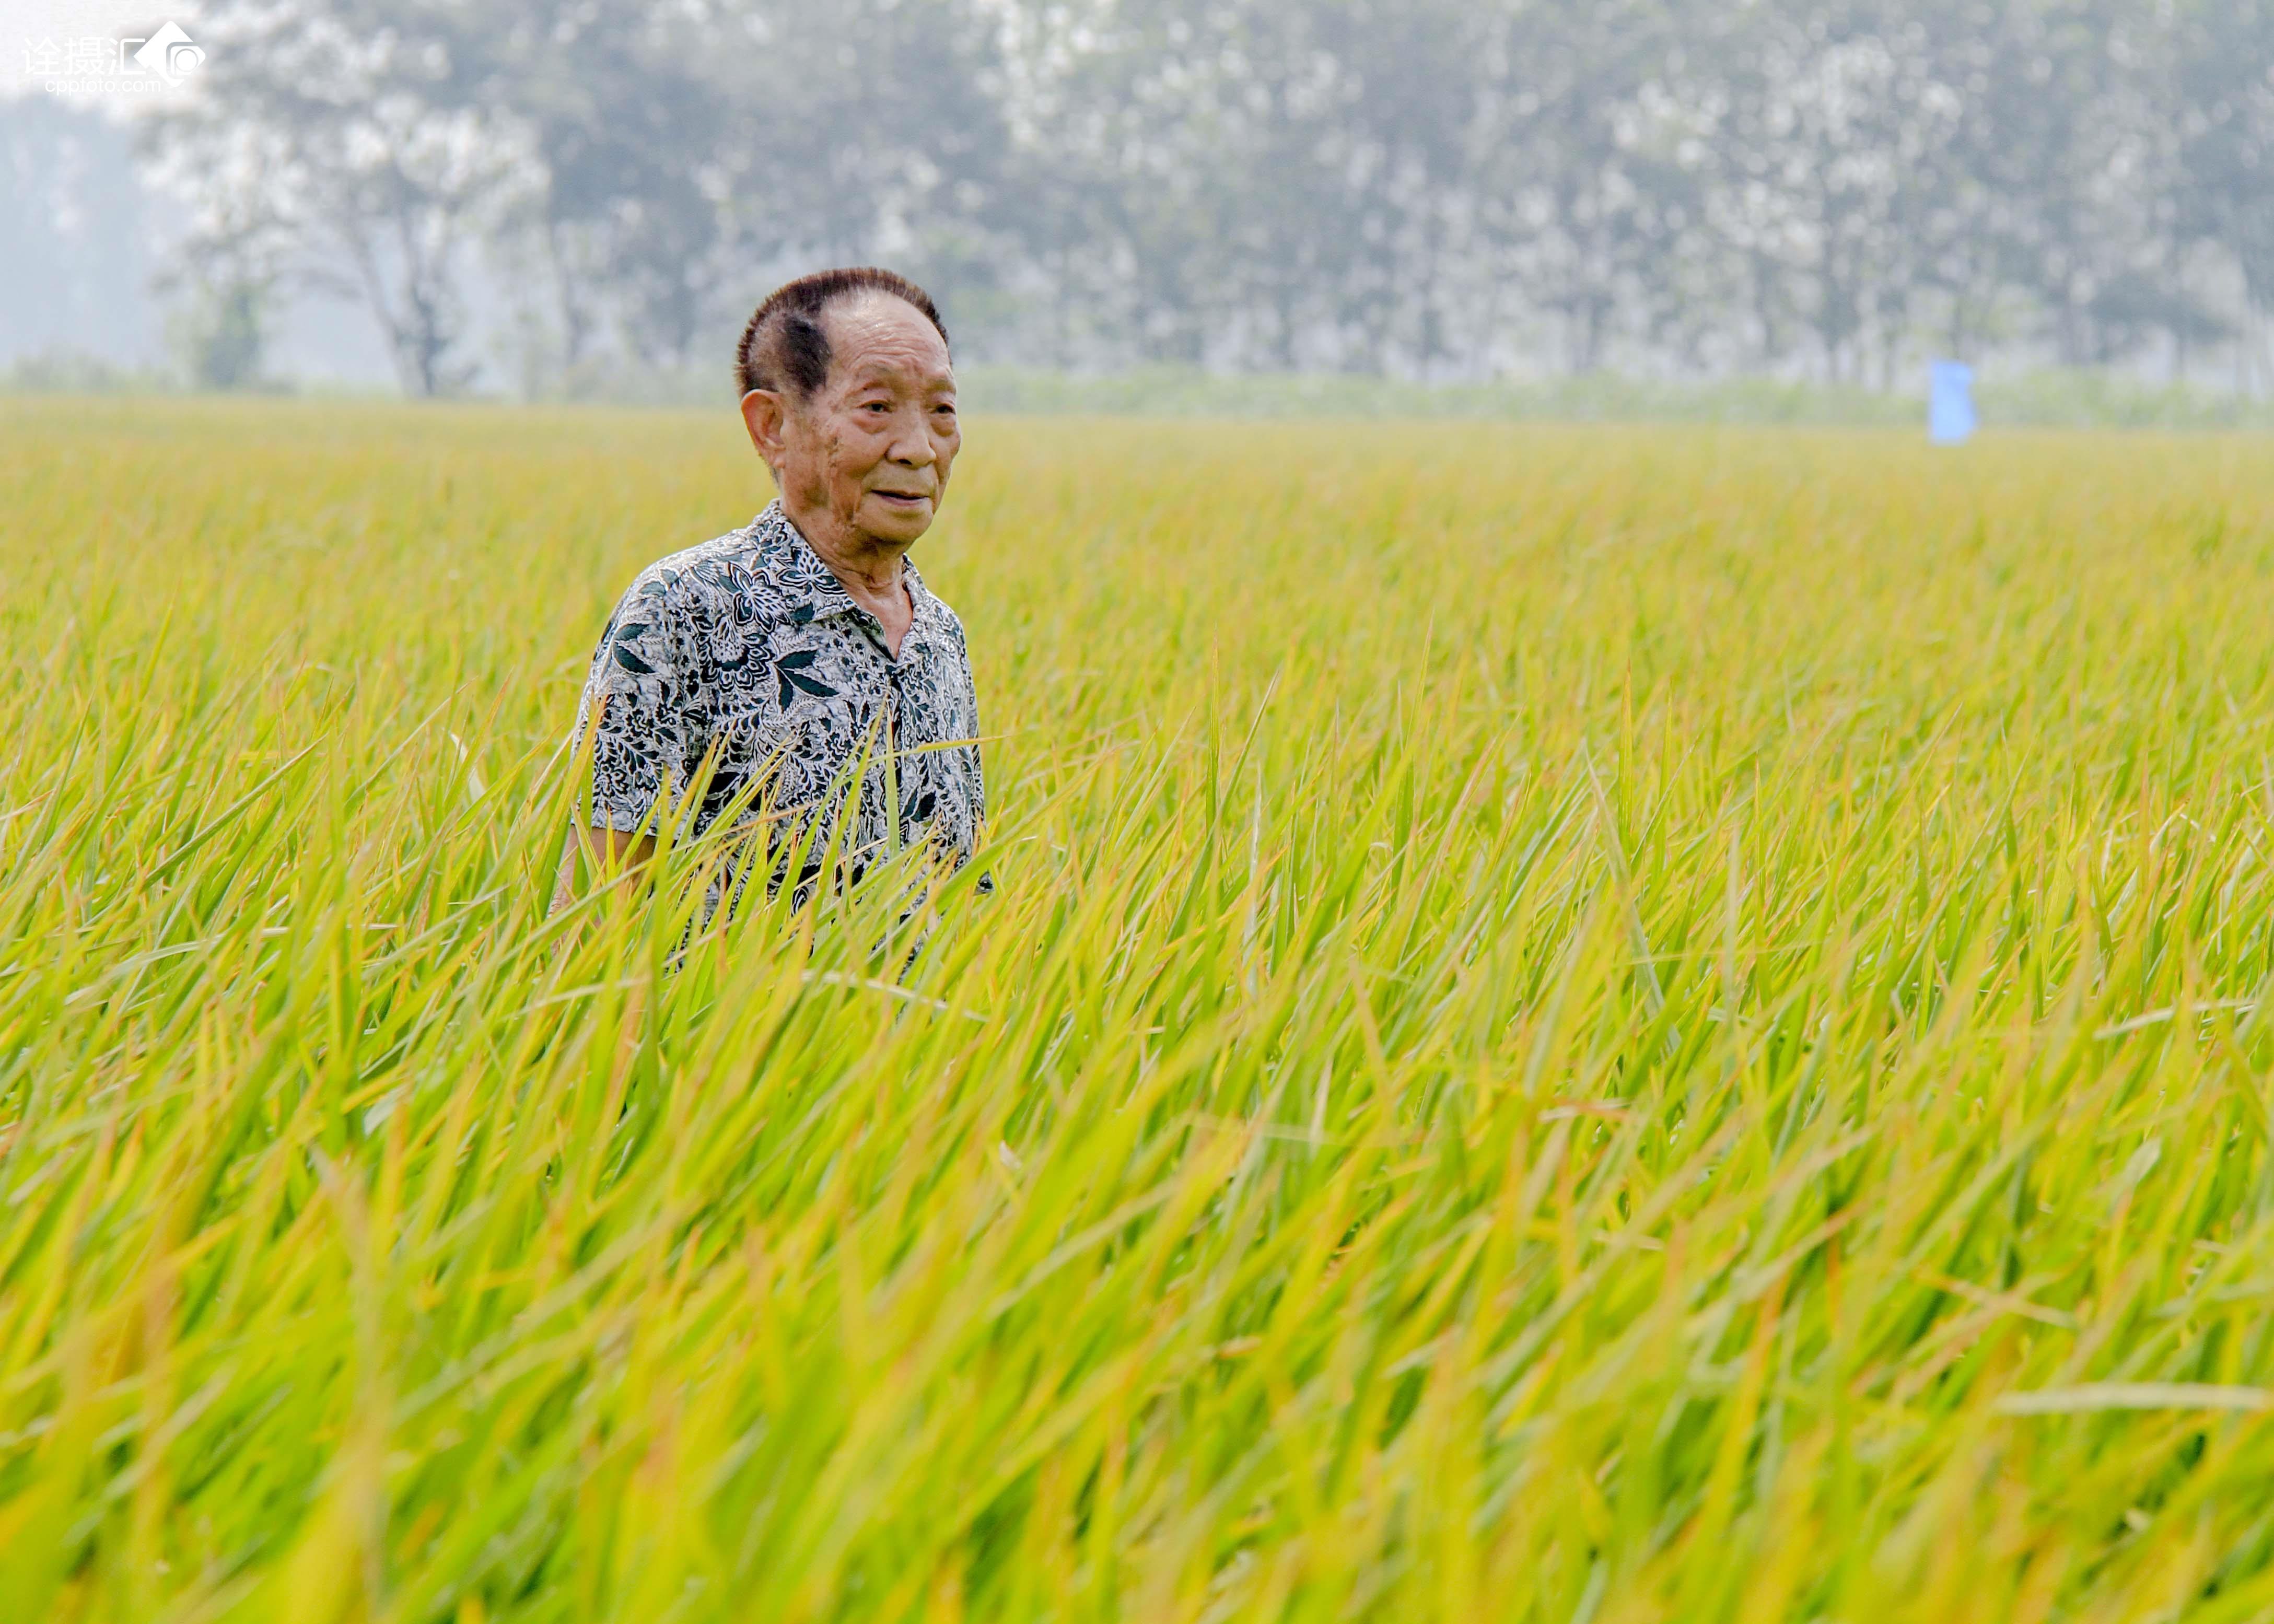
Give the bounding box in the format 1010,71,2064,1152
754,294,960,554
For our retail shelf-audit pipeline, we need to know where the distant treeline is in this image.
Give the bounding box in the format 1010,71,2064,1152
14,349,2272,432
141,0,2274,395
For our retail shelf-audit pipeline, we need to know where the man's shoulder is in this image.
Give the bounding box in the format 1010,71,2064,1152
929,596,971,653
908,570,971,649
612,513,816,628
615,526,754,610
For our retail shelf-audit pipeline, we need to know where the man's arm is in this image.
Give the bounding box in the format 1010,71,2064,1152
550,824,659,914
556,567,707,914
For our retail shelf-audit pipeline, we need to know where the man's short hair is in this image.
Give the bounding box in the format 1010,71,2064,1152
735,267,949,401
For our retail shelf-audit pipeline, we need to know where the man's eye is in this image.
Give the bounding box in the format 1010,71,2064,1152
864,401,889,414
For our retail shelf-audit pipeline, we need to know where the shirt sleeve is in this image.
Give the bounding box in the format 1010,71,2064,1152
939,606,986,831
963,656,987,831
945,612,989,894
573,576,713,833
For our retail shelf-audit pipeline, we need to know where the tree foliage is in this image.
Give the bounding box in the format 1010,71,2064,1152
148,0,2274,393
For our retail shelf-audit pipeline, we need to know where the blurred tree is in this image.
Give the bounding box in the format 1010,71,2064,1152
131,0,2274,392
1487,0,1690,374
168,276,272,391
2175,0,2274,388
148,1,528,396
486,1,734,375
718,0,1018,350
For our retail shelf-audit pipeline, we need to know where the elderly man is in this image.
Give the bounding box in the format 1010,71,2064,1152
559,266,984,910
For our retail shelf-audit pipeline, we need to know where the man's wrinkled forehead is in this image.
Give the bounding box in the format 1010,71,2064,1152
819,294,953,388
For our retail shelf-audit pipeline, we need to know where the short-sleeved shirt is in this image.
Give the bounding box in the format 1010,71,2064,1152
573,501,985,892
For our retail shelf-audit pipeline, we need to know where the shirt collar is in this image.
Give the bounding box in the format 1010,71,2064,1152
749,501,858,624
751,500,946,654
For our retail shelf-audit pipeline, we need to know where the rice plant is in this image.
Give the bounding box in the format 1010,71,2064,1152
5,396,2274,1621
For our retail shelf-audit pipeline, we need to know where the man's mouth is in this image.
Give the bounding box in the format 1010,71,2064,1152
872,490,930,505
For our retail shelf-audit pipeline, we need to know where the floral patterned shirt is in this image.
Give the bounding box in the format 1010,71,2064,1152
573,501,985,892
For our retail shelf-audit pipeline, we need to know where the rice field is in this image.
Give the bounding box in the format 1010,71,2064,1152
7,396,2274,1622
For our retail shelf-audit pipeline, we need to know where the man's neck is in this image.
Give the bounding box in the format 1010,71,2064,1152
783,501,914,647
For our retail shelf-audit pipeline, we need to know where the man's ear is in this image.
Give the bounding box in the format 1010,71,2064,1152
740,389,790,471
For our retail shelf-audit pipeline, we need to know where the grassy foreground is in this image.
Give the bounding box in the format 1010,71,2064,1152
5,400,2274,1621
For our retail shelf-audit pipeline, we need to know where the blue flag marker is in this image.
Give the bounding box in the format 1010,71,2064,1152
1929,359,1977,444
